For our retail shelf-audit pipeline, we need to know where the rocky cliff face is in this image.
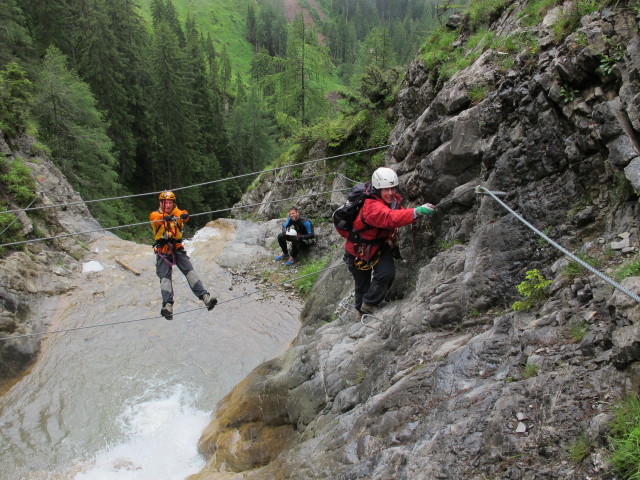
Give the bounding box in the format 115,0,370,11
0,133,101,392
193,3,640,480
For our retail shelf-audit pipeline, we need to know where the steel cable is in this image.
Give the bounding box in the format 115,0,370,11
0,263,345,341
477,186,640,304
1,145,390,215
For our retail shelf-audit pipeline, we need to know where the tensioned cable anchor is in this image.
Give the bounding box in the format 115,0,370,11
476,185,640,304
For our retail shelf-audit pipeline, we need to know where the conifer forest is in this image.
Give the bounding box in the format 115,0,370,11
0,0,440,239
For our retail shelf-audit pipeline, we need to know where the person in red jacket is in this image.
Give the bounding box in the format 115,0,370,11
150,190,217,320
343,167,435,315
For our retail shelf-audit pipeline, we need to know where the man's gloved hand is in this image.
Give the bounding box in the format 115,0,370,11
180,212,189,220
163,215,174,222
415,203,436,216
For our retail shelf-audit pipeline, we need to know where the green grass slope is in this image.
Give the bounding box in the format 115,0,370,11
138,0,254,78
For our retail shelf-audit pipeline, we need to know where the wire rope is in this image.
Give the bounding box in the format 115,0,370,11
0,187,351,249
0,145,390,215
0,192,41,236
0,263,345,341
275,171,359,185
476,186,640,304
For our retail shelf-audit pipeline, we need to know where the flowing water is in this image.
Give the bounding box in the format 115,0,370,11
0,223,301,480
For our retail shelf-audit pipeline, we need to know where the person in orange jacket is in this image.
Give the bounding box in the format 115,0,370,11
150,190,217,320
343,167,435,315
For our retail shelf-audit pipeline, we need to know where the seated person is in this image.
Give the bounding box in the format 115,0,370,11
275,206,315,266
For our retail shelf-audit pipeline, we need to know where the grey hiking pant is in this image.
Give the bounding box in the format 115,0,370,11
156,249,207,305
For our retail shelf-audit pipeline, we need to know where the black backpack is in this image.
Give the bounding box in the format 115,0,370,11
333,182,381,244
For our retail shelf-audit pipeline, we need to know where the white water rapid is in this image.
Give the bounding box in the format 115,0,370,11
0,220,302,480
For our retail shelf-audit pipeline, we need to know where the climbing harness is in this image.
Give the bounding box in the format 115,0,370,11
155,244,177,267
353,251,381,271
476,185,640,305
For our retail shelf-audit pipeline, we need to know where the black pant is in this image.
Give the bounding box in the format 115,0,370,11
278,232,310,258
344,245,395,311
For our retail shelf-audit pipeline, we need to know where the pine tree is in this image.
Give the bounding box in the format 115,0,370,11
258,14,331,127
148,21,197,203
0,62,32,136
234,73,247,105
33,46,118,197
0,0,32,66
220,44,232,94
227,87,277,180
351,26,396,86
246,3,257,47
183,16,226,213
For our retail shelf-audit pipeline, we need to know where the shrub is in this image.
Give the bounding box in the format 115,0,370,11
293,255,331,296
560,85,579,103
1,156,36,205
512,269,552,311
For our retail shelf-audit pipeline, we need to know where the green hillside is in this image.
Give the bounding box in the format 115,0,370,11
139,0,254,77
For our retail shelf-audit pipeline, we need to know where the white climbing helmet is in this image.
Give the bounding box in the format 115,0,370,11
371,167,399,189
286,226,297,236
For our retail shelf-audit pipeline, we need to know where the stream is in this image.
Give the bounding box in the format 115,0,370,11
0,222,301,480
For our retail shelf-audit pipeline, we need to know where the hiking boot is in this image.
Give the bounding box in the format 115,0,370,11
202,293,217,311
275,254,287,261
360,303,379,315
161,303,173,320
284,257,296,266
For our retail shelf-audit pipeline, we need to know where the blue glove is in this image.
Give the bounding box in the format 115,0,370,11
180,212,189,220
415,203,435,216
163,215,174,222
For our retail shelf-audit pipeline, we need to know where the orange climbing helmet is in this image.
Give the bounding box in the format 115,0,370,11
159,190,176,201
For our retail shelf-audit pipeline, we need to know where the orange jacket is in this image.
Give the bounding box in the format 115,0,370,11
150,206,189,247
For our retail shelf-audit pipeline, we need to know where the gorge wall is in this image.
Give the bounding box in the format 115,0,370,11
0,133,100,392
192,2,640,479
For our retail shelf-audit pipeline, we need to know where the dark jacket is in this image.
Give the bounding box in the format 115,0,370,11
282,216,314,240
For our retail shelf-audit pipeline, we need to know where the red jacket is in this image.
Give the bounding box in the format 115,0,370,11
345,193,416,261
